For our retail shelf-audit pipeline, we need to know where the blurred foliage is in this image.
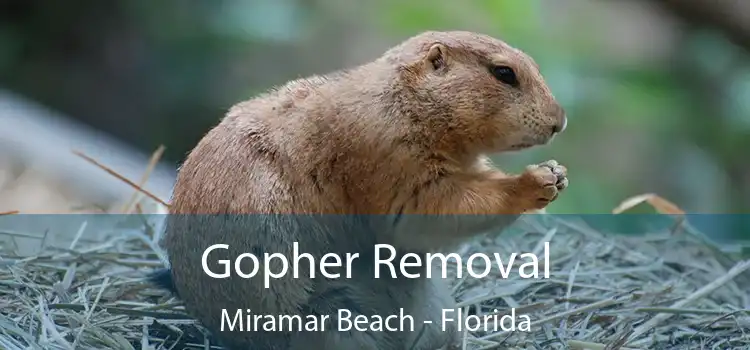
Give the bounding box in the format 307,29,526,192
1,0,750,240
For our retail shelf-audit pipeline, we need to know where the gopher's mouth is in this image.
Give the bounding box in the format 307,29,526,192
508,143,534,150
507,133,558,151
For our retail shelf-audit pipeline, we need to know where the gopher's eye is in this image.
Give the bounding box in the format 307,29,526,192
491,65,518,87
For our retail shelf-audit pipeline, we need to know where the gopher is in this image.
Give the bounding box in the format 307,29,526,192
150,30,568,350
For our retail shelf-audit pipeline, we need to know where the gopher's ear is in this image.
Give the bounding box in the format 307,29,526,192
424,43,447,71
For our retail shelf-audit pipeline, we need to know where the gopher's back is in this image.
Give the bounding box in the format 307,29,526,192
161,74,404,349
170,71,410,214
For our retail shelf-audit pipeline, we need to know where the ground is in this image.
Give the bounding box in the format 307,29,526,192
1,210,748,350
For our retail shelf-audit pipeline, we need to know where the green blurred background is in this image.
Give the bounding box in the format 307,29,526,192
1,1,749,218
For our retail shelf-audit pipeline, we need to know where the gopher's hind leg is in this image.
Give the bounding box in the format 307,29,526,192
394,276,461,350
287,281,399,350
288,274,461,350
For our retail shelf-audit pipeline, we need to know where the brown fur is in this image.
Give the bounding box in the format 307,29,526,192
161,31,568,350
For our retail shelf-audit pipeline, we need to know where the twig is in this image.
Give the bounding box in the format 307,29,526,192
568,339,641,350
121,145,166,213
72,150,170,207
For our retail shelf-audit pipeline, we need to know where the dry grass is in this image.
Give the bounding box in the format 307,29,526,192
1,151,749,350
1,211,748,350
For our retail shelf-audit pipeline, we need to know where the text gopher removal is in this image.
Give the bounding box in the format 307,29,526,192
201,241,551,288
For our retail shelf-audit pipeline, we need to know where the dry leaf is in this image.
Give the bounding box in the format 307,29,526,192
646,195,685,215
612,193,685,215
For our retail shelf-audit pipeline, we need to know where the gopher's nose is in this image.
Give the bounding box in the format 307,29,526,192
553,115,567,134
551,105,567,134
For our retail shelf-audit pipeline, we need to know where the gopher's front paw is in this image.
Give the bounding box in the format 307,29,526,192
517,160,568,210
